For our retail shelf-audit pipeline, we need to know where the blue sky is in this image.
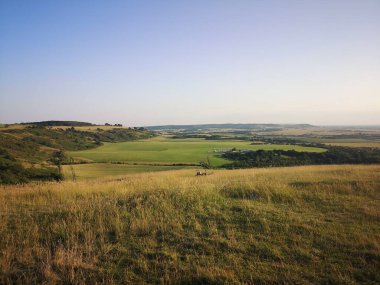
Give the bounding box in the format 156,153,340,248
0,0,379,126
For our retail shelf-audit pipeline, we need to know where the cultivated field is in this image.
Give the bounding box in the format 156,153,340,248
325,142,380,148
1,165,379,284
62,163,194,180
69,137,325,167
299,138,380,148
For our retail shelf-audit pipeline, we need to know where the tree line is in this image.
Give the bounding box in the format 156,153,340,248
221,146,380,168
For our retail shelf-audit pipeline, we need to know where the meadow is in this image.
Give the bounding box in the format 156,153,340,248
0,164,379,284
69,137,326,167
62,163,193,180
325,142,380,148
299,137,380,148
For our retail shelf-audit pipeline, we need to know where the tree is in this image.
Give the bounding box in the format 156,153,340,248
51,150,65,174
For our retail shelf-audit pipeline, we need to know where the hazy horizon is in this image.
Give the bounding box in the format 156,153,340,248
2,120,380,128
1,0,379,125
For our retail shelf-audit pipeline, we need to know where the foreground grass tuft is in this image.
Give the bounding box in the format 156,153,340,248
0,165,379,284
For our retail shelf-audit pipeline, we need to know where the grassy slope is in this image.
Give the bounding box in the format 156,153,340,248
69,137,326,167
0,165,379,284
0,126,155,184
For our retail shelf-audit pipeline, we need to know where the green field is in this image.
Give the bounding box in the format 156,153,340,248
69,137,326,167
300,137,380,148
325,142,380,148
62,163,194,180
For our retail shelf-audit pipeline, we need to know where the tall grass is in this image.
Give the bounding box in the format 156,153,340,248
0,165,379,284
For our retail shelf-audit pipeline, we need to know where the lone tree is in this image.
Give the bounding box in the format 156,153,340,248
51,150,65,175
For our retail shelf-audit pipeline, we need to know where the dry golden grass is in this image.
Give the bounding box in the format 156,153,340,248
0,124,27,131
0,165,379,284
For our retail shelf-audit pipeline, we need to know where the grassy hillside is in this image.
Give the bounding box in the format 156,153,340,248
69,137,325,167
0,126,154,184
0,165,379,284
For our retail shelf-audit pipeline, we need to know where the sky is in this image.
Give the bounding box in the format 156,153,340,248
0,0,379,126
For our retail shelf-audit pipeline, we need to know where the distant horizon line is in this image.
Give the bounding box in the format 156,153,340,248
1,120,380,128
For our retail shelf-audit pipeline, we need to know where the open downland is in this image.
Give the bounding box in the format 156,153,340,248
0,165,379,284
69,137,326,167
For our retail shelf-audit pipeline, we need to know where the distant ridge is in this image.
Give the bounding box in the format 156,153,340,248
22,120,94,127
145,123,315,131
